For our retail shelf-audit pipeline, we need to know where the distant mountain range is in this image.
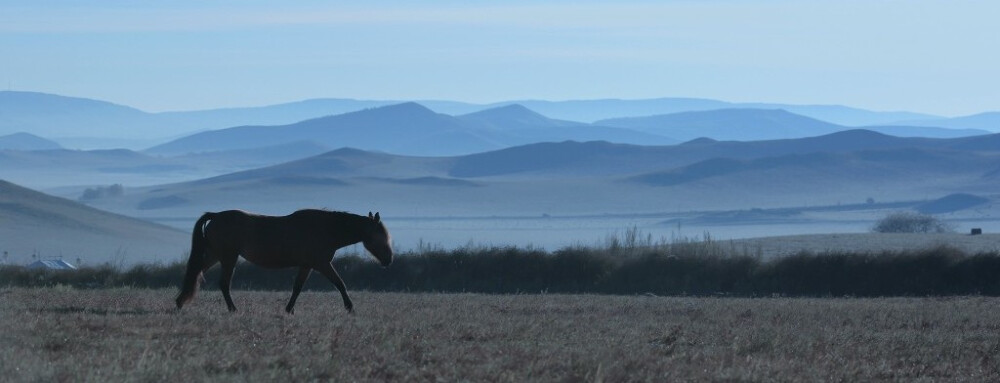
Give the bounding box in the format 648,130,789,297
449,129,1000,178
0,91,398,144
4,115,996,191
74,129,998,224
4,91,997,151
146,102,677,156
303,129,987,181
596,108,989,141
146,102,990,157
0,179,186,265
629,148,986,187
480,99,941,126
146,102,505,156
3,94,996,194
902,112,1000,132
597,109,845,141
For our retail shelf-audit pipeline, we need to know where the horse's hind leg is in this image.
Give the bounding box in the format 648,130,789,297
175,251,221,309
315,262,353,313
285,267,312,314
219,257,238,312
200,252,220,274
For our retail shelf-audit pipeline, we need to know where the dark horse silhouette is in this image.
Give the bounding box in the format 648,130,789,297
175,209,392,313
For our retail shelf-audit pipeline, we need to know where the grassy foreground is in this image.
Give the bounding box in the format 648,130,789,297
3,288,1000,381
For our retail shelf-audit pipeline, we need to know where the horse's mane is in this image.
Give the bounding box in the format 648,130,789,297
298,209,363,218
293,209,369,227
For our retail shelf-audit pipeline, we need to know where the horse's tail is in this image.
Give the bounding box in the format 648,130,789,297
176,212,214,309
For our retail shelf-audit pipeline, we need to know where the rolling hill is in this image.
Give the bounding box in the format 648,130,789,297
0,91,402,146
0,148,197,189
184,147,450,185
0,132,62,150
597,108,840,141
902,112,1000,132
593,108,966,142
854,125,990,138
0,179,187,265
155,98,399,132
733,103,938,127
147,102,675,157
0,140,333,190
629,148,989,187
456,104,677,146
458,104,584,129
475,98,939,126
146,102,508,156
446,129,993,178
475,98,734,123
0,91,152,140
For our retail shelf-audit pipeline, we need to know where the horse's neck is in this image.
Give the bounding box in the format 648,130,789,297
331,215,366,248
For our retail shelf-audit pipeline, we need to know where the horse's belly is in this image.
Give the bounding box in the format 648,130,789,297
241,249,300,269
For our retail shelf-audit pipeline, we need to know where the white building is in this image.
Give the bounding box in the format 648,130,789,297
26,259,77,270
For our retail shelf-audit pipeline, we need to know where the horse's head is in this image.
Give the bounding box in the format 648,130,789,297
362,211,393,267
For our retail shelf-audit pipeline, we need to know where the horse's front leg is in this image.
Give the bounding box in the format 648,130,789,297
315,262,353,313
285,267,312,314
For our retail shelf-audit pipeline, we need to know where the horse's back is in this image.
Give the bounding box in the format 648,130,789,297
204,210,331,268
203,210,268,250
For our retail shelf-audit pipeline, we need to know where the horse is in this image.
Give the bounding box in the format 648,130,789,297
174,209,392,314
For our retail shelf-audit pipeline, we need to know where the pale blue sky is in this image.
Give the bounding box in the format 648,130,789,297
1,1,997,116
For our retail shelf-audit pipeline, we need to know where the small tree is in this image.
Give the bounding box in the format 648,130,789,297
107,183,125,197
79,183,125,201
79,187,102,201
872,211,954,233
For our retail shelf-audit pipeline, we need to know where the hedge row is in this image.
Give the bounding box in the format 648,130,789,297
4,245,1000,297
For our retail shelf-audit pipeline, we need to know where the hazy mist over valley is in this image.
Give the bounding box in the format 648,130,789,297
2,91,999,265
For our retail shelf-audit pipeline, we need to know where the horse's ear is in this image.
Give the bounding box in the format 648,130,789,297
374,212,381,222
368,211,374,219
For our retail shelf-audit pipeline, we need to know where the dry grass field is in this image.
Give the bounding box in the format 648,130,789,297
735,233,1000,259
3,287,1000,382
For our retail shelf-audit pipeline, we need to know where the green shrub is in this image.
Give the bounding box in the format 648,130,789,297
872,211,954,233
